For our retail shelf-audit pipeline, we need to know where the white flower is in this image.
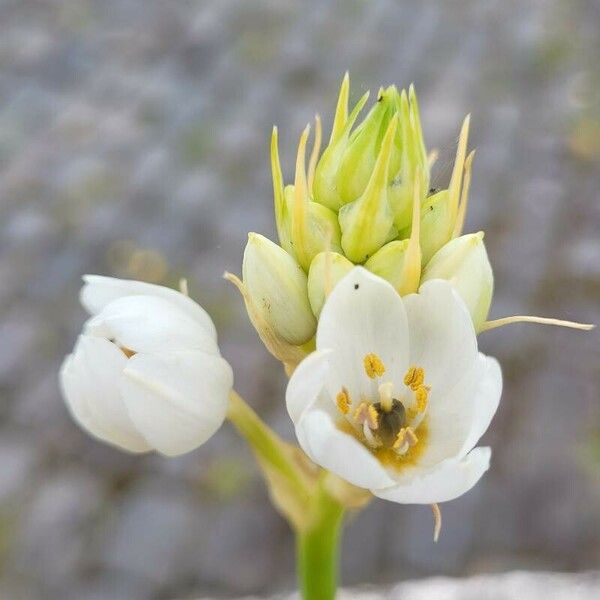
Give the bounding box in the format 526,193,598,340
60,275,233,456
286,267,502,504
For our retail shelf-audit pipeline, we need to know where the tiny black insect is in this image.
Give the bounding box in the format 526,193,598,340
354,283,359,290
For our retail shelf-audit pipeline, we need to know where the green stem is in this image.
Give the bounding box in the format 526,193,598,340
227,390,311,508
297,489,345,600
227,390,291,474
227,390,347,598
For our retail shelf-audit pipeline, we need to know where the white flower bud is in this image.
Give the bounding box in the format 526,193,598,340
421,232,493,331
307,251,354,317
60,276,233,456
243,233,317,345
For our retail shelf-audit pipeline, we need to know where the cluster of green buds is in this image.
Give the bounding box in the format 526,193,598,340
232,73,493,369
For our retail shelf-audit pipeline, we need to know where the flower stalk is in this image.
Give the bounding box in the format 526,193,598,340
296,486,345,600
227,389,351,599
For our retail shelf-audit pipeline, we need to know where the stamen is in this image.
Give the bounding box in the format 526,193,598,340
431,503,442,543
364,353,386,379
415,385,429,413
336,387,351,415
404,366,425,390
480,315,594,332
354,402,378,430
378,382,394,413
120,346,136,359
363,421,379,448
393,426,418,450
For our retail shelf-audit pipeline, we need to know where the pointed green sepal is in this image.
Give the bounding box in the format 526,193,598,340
387,87,430,231
336,87,395,205
290,126,342,271
313,90,370,211
339,115,399,263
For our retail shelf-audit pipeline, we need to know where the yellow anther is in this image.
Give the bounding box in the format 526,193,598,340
336,387,351,415
354,402,378,430
120,346,136,359
393,426,419,450
415,385,429,413
404,366,425,390
392,429,405,450
364,353,386,379
405,427,418,446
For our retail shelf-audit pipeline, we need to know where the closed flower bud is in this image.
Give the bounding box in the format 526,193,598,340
419,189,454,264
421,232,493,331
60,276,233,456
307,251,354,317
339,115,399,263
313,74,370,211
272,129,342,266
243,233,317,345
364,239,411,293
337,86,395,205
387,86,430,231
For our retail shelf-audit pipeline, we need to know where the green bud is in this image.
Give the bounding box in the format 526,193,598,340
387,86,430,231
243,233,316,345
421,232,493,332
307,251,354,317
313,74,370,211
336,87,395,205
364,239,410,293
339,116,399,263
419,189,454,265
287,127,343,271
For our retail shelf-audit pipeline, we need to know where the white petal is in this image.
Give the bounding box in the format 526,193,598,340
373,447,491,504
404,279,478,393
86,295,218,354
61,354,114,443
296,408,396,489
458,356,502,457
416,354,483,466
286,349,331,424
316,267,409,401
60,337,151,453
119,350,233,456
80,275,217,340
418,354,502,466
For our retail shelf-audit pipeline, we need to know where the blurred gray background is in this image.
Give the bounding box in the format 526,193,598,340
0,0,599,599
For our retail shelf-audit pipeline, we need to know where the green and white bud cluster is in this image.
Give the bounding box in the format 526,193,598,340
238,73,494,366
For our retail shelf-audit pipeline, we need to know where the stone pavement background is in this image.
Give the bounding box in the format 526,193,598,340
0,0,598,599
198,571,600,600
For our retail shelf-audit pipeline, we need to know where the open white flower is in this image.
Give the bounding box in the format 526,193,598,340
60,276,233,456
286,268,502,504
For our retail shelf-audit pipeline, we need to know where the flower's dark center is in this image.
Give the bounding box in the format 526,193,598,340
372,398,406,448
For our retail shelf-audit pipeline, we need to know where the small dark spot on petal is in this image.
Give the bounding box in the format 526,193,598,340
354,283,359,290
